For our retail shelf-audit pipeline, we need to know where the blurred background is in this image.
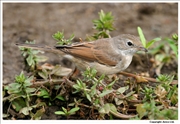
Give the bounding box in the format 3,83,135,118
3,3,178,83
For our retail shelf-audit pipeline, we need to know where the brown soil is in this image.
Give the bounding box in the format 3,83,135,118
3,3,178,120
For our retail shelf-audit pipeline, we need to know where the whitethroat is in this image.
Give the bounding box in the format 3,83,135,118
16,34,148,75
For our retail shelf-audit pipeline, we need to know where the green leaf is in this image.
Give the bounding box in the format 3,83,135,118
99,107,106,114
68,107,80,114
172,33,178,41
86,94,91,102
99,10,105,21
109,103,118,113
51,65,72,77
8,83,21,94
54,111,66,115
92,10,115,39
149,43,164,55
62,107,68,113
73,79,87,92
90,83,97,96
32,108,45,120
12,98,26,112
170,94,178,105
117,86,129,94
165,38,178,58
155,54,166,62
26,87,36,93
35,55,48,63
52,31,64,41
106,77,118,88
68,103,75,107
24,76,34,87
67,33,75,42
99,89,114,97
114,98,123,105
125,91,135,98
31,102,46,108
161,109,178,120
38,69,48,79
137,26,146,48
99,103,111,114
136,104,146,119
99,104,109,114
55,95,65,101
53,31,74,45
37,89,50,98
31,50,43,55
26,54,34,66
20,107,33,115
15,71,26,83
99,103,117,114
146,37,161,49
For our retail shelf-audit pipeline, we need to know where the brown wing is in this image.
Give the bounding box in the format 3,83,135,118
55,42,97,62
55,39,120,66
92,39,121,66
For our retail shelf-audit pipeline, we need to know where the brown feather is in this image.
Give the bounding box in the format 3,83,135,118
92,39,119,66
56,42,96,62
55,39,120,66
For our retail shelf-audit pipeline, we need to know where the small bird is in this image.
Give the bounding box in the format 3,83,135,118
16,34,147,75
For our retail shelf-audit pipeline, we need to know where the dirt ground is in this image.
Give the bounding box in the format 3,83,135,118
2,3,178,119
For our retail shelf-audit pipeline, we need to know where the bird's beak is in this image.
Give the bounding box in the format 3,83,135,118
138,47,148,52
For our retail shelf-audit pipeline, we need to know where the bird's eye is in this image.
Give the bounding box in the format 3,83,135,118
126,41,134,46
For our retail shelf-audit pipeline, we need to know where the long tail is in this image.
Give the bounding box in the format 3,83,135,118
16,43,64,54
